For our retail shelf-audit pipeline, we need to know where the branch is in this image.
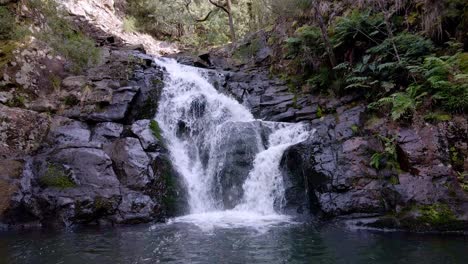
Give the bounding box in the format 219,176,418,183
184,0,216,22
209,0,229,14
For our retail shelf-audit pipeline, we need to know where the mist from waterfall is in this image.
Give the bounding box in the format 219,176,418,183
155,58,311,229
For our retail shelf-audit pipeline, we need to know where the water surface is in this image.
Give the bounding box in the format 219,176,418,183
1,221,467,264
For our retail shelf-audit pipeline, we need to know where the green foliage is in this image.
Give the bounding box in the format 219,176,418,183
0,6,27,67
370,135,399,170
39,164,76,189
367,33,434,63
408,52,468,113
123,16,138,33
457,172,468,192
369,85,427,120
0,6,26,41
150,120,163,142
331,9,385,50
29,0,100,73
450,147,465,172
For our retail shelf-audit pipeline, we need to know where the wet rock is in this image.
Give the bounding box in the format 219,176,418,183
116,191,156,224
211,121,269,209
104,138,153,190
131,120,159,151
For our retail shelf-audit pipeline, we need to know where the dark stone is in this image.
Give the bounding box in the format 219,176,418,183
211,121,269,209
89,86,139,122
104,138,153,190
92,122,124,143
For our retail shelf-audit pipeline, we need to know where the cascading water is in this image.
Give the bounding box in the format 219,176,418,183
155,58,312,229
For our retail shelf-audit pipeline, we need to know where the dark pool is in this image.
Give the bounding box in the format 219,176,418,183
1,221,467,264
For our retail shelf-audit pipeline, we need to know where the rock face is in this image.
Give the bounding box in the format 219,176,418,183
0,47,187,228
279,106,468,231
211,121,270,209
178,49,468,231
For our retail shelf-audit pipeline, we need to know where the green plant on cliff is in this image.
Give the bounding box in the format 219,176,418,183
369,85,427,120
123,16,138,33
28,0,100,73
39,164,76,189
408,51,468,113
370,135,399,170
419,204,456,225
0,6,27,67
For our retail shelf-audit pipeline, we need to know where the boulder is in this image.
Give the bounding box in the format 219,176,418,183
92,122,123,143
88,86,139,122
116,191,156,224
42,147,120,188
104,138,153,190
131,119,159,151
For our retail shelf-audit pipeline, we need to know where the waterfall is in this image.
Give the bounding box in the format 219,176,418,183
155,58,311,228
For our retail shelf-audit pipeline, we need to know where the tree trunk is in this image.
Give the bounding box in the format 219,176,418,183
313,2,336,67
226,0,236,41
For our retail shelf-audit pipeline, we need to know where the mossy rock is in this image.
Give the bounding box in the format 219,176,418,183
149,120,163,142
39,164,76,189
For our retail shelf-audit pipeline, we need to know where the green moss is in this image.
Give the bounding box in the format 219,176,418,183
6,94,27,107
39,164,76,189
316,105,324,118
419,204,456,225
149,120,163,142
389,175,400,185
350,124,359,134
94,196,113,212
457,172,468,192
450,147,464,172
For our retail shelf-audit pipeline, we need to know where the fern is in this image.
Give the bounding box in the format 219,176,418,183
372,85,427,120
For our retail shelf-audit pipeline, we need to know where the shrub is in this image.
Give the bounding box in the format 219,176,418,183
369,85,427,120
29,0,100,73
123,16,137,33
367,33,434,63
0,7,17,41
409,52,468,112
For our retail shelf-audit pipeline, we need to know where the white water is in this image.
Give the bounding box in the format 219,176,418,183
155,58,312,230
